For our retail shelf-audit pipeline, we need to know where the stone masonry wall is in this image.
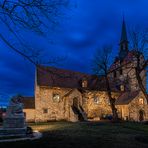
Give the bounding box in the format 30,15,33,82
34,83,148,122
117,91,148,121
128,92,148,121
35,85,83,122
82,91,119,120
23,109,35,122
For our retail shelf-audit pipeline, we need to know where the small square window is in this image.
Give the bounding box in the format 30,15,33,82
43,108,48,114
53,94,60,102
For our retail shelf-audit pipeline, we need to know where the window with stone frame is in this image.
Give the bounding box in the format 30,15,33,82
52,93,60,102
139,98,144,105
43,108,48,114
94,96,100,104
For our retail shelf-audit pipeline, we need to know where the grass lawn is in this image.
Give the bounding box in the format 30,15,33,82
0,121,148,148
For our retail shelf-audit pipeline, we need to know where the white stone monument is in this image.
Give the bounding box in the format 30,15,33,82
0,95,27,136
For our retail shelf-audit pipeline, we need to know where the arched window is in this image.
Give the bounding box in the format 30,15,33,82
52,93,60,102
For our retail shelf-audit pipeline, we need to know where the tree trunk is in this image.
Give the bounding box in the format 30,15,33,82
105,75,118,121
135,55,148,102
135,68,148,102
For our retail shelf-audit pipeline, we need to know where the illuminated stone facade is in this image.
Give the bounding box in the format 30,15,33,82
34,85,119,122
24,80,147,122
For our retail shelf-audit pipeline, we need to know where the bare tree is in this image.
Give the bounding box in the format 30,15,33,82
0,0,69,65
92,45,118,121
129,28,148,101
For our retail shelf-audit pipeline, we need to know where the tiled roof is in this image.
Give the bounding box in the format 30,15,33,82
21,97,35,109
37,65,120,92
115,90,139,105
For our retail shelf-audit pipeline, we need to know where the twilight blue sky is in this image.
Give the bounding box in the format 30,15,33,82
0,0,148,104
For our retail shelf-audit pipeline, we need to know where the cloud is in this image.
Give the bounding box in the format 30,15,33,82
0,0,148,101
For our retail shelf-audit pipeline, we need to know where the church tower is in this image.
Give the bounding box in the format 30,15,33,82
119,18,129,61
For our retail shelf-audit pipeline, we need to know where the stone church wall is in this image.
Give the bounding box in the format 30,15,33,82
128,92,148,121
34,83,120,122
117,92,148,121
35,85,69,122
82,91,119,120
23,109,35,122
33,82,147,122
35,85,83,122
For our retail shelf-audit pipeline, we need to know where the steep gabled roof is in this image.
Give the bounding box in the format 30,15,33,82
115,90,139,105
37,65,91,88
36,65,120,92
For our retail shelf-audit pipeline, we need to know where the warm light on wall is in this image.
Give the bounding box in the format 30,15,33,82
139,98,144,105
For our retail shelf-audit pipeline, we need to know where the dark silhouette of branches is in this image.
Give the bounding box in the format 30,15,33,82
0,0,70,98
92,45,118,121
129,28,148,101
0,0,69,33
0,0,69,65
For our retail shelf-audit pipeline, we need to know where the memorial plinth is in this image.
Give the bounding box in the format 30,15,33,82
0,96,27,137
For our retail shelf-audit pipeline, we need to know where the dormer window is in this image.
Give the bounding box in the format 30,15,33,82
82,80,87,88
139,98,144,105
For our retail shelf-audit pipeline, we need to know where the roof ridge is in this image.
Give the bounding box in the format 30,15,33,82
37,65,92,76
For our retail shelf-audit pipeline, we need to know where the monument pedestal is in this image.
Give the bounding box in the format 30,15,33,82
0,95,27,137
3,117,26,128
0,127,27,136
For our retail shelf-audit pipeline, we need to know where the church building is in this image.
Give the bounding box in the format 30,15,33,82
22,19,148,122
